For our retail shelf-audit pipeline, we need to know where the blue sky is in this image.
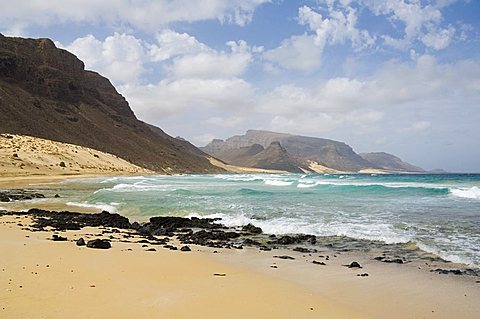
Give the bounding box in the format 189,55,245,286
1,0,479,172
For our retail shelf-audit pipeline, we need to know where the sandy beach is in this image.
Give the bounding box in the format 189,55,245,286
1,177,480,319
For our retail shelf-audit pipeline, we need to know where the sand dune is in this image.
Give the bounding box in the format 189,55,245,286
208,157,288,174
0,134,151,178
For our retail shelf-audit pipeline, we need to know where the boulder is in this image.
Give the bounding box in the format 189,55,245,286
86,239,111,249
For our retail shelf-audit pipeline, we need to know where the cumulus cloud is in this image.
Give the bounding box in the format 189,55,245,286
120,78,255,119
263,34,325,71
421,25,455,50
0,0,269,32
206,116,245,128
264,3,374,71
149,29,210,62
192,133,218,146
256,55,480,136
168,41,252,79
59,29,259,125
298,5,375,51
398,121,432,134
63,33,147,84
363,0,456,50
62,30,256,85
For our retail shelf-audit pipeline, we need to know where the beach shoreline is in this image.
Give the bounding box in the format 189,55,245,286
1,201,479,319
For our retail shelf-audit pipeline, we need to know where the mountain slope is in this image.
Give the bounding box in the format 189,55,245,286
202,130,374,172
243,142,307,173
212,144,265,166
0,35,221,173
359,152,424,172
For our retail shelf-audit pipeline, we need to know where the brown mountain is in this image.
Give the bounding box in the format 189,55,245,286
202,130,374,172
242,142,307,173
0,35,221,173
359,152,424,172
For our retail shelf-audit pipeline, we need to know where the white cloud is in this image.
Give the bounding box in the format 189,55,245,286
63,33,147,84
168,40,252,79
254,55,480,136
298,5,375,50
206,116,244,128
120,78,255,120
264,4,374,71
263,34,324,71
149,29,210,62
270,113,341,134
192,133,217,146
421,25,455,50
0,0,269,32
62,31,255,85
398,121,432,134
60,30,258,124
364,0,455,50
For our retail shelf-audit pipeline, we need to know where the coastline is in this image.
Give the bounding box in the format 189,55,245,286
1,174,480,318
1,203,479,318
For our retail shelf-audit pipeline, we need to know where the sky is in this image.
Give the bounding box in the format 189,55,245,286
1,0,479,172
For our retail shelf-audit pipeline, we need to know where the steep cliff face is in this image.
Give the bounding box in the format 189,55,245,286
202,130,374,172
0,35,222,173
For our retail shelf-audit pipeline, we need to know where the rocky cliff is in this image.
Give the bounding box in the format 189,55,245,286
0,35,221,173
202,130,374,172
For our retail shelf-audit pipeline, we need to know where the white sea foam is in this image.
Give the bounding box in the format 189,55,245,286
66,202,118,213
96,182,174,193
213,174,265,182
297,180,448,190
264,180,293,186
417,243,476,267
450,186,480,200
297,181,322,188
187,212,411,245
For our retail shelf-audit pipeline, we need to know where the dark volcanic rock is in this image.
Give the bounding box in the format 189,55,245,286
375,256,404,264
242,223,262,234
180,246,191,252
431,268,480,276
312,260,327,265
0,190,45,202
293,247,317,253
86,239,111,249
269,234,316,245
145,216,224,236
51,234,67,241
273,255,295,260
76,238,86,246
347,261,362,268
25,209,131,231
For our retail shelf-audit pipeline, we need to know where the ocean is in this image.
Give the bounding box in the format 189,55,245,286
59,173,480,267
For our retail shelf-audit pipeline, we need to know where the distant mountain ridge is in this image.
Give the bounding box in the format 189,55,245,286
359,152,424,172
0,35,221,174
201,130,424,173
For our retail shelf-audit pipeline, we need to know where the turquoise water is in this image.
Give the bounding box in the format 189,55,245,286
64,174,480,267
